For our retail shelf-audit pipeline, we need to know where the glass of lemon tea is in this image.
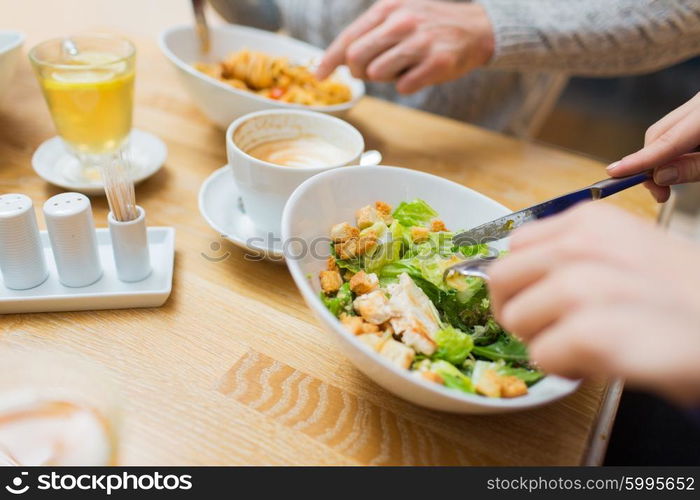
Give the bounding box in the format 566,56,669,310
29,34,135,184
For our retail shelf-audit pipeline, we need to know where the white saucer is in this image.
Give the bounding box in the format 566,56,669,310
32,129,168,196
198,166,284,262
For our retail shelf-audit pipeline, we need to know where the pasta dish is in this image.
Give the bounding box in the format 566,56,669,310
194,50,352,106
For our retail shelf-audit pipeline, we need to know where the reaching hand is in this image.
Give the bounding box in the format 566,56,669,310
488,203,700,404
608,92,700,203
315,0,495,95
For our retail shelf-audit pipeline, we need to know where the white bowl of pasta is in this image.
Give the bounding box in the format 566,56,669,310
159,24,365,128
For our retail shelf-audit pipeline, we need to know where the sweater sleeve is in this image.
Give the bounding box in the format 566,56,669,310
208,0,281,31
475,0,700,76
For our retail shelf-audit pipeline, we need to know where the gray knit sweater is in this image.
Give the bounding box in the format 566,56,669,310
210,0,700,134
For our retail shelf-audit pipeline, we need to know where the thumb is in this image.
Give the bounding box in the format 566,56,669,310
653,153,700,186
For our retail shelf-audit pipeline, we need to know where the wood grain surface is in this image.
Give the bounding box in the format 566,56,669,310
0,0,657,465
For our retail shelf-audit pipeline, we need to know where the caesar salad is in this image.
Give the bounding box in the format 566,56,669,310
318,199,544,399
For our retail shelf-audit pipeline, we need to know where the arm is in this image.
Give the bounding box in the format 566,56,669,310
477,0,700,75
208,0,281,31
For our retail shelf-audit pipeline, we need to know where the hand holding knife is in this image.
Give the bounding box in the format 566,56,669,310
453,172,651,247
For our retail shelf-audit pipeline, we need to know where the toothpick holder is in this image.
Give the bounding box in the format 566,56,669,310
108,205,152,283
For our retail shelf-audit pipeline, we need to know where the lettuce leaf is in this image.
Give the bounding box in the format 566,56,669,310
471,317,503,345
457,243,491,258
471,334,529,363
430,360,475,393
320,282,354,318
433,326,473,365
392,199,438,227
497,365,545,386
362,220,404,274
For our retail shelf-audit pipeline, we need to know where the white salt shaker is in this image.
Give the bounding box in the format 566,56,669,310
108,205,152,282
43,193,103,288
0,194,48,290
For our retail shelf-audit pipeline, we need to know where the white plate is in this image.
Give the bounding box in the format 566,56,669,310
159,24,364,128
0,227,175,314
198,165,284,262
31,129,168,196
282,165,580,414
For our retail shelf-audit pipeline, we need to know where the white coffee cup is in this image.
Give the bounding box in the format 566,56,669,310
226,109,371,237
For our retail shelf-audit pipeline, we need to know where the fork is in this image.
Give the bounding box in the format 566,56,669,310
191,0,210,54
443,248,500,282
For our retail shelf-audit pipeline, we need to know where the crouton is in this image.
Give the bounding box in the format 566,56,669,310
335,238,358,260
421,371,444,385
355,231,378,256
410,226,429,243
362,322,380,334
340,314,364,335
375,201,394,224
353,290,393,324
330,222,359,242
327,256,339,272
375,201,392,214
340,314,380,335
378,339,415,369
356,205,380,229
349,271,379,295
319,270,342,294
475,369,502,398
357,333,388,351
430,219,447,232
343,270,356,281
500,376,528,398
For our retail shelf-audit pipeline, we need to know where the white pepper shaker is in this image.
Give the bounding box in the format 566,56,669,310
0,194,48,290
43,192,103,288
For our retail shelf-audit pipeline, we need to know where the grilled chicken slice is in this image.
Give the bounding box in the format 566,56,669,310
387,273,441,355
353,290,393,325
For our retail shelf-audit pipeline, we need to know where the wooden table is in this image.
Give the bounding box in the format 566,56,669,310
0,0,657,465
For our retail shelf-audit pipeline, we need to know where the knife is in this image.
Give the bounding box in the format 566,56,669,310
453,172,651,246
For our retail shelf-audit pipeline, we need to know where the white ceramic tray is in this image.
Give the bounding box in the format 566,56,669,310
0,227,175,314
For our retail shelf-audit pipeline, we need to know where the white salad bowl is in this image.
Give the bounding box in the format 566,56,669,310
0,31,24,103
158,24,365,128
282,166,580,414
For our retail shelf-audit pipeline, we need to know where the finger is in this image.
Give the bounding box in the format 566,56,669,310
366,37,425,82
507,203,597,251
396,52,453,94
315,0,398,79
644,92,700,145
642,179,671,203
528,309,616,379
653,152,700,186
508,217,573,252
488,245,561,318
608,110,700,176
500,265,639,342
498,273,569,342
345,15,417,79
